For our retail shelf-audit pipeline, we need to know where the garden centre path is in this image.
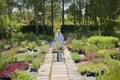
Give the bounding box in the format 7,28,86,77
36,47,82,80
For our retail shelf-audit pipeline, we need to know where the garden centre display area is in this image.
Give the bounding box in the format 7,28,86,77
0,0,120,80
0,40,49,80
68,36,120,80
0,36,120,80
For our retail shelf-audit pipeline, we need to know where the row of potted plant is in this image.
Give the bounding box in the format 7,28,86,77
14,52,46,72
0,48,18,71
17,40,48,53
69,36,120,79
78,62,108,77
17,41,39,53
0,42,13,52
87,36,119,49
69,36,120,62
0,42,49,79
0,62,29,79
11,70,34,80
96,67,120,80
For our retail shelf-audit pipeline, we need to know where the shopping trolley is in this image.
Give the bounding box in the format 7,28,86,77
51,42,64,61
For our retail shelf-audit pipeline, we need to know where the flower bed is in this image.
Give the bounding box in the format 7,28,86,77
0,62,29,78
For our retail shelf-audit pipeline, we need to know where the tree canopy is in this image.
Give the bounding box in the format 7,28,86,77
0,0,120,39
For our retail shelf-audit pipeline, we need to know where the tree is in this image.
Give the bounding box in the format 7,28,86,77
62,0,64,26
51,0,54,32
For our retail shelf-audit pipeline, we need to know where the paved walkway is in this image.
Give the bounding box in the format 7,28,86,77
36,47,82,80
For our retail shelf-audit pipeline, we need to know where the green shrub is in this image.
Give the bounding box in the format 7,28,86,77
116,54,120,61
15,32,25,41
21,41,28,48
78,62,108,73
87,36,119,49
40,45,49,54
18,47,26,51
0,51,15,71
84,42,98,53
109,49,120,55
36,40,41,46
0,42,4,49
54,45,61,50
25,54,39,63
38,35,54,41
28,41,38,49
31,59,42,68
40,41,46,46
97,68,120,80
14,52,45,64
24,32,37,41
11,70,34,80
70,40,84,50
94,57,120,69
97,49,120,57
71,52,81,61
14,54,26,62
97,49,110,56
28,53,45,68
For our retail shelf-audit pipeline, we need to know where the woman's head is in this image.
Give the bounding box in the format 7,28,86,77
57,29,61,34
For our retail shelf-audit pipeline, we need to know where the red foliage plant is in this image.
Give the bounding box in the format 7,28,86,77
85,53,100,61
0,62,29,78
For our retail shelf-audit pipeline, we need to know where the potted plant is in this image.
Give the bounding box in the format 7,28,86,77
33,45,38,52
11,70,34,80
71,52,81,63
40,45,49,54
30,59,42,72
78,62,108,77
28,41,37,51
18,47,27,53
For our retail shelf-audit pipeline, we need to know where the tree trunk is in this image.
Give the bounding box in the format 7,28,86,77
51,0,54,33
43,0,45,25
62,0,64,26
35,4,39,36
73,0,76,26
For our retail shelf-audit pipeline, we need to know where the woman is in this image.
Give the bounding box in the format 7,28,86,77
53,29,64,61
54,29,64,45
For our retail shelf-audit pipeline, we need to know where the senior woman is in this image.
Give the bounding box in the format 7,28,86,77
53,29,64,61
54,29,64,45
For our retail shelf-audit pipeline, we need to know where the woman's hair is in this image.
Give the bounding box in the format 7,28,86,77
57,29,61,32
56,29,61,34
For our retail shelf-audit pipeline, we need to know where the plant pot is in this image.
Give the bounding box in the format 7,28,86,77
28,48,32,51
0,77,11,80
30,68,38,72
67,47,72,51
77,50,83,54
17,51,23,53
71,49,77,53
33,49,37,52
17,50,26,53
78,49,85,55
86,72,98,77
101,69,105,75
28,60,32,63
79,59,87,63
0,49,5,52
80,71,87,76
6,47,11,50
74,60,80,63
111,55,117,59
25,66,29,70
